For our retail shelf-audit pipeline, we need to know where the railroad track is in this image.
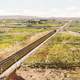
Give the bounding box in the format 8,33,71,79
0,30,56,74
0,21,71,78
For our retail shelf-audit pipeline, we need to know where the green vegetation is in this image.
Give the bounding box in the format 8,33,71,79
25,32,80,69
1,18,80,69
31,19,64,27
0,19,64,28
0,28,48,48
68,20,80,32
0,19,64,49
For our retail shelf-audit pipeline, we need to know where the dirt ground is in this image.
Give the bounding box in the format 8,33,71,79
16,66,80,80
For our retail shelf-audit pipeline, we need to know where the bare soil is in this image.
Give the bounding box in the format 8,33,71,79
16,67,80,80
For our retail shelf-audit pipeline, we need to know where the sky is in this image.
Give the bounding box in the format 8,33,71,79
0,0,80,17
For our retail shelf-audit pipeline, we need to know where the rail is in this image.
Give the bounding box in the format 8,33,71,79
0,30,56,74
0,21,71,78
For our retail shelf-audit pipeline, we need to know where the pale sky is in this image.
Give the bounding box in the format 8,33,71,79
0,0,80,17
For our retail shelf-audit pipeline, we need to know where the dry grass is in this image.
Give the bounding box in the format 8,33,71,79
0,30,50,61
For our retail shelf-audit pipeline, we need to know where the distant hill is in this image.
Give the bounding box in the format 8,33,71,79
0,15,35,20
0,15,79,21
0,15,50,20
0,15,67,20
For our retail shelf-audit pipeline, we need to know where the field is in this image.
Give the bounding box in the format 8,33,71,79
0,18,80,80
68,20,80,32
0,28,48,49
31,19,64,27
18,30,80,80
24,32,80,68
0,19,63,60
22,20,80,69
0,19,80,68
0,19,64,48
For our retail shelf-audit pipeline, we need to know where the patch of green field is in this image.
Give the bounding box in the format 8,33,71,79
0,28,48,49
32,23,61,27
68,21,80,32
9,28,48,33
0,34,27,48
